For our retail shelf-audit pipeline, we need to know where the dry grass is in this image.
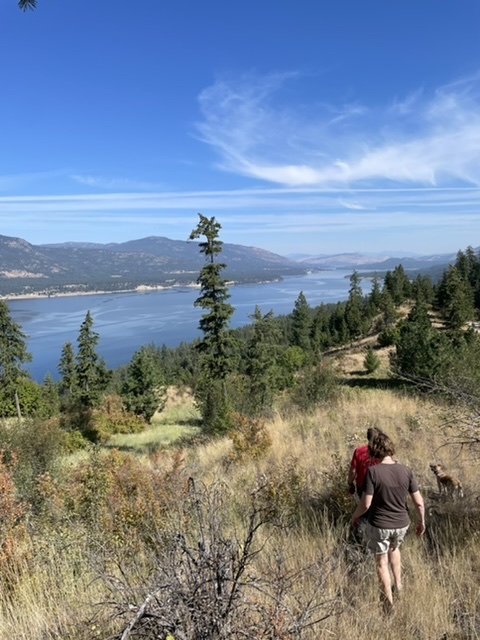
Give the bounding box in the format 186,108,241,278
1,384,479,638
184,386,480,639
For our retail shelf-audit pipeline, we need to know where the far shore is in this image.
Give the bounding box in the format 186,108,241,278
1,277,284,301
1,283,199,301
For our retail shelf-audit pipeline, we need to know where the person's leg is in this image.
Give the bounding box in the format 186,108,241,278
388,546,402,591
375,552,393,607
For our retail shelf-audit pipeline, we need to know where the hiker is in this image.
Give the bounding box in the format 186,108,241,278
348,427,380,498
351,432,425,612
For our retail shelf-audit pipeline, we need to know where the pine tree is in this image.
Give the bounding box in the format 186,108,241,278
122,344,167,422
392,302,451,379
189,214,234,380
364,347,380,374
345,271,364,341
76,311,110,408
290,291,311,352
245,306,281,413
310,303,331,353
384,265,411,305
441,265,475,331
0,300,32,418
189,214,235,433
38,373,60,418
58,341,78,408
367,274,383,313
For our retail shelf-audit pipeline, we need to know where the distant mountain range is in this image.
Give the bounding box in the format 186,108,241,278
0,234,310,297
0,233,473,298
294,250,463,270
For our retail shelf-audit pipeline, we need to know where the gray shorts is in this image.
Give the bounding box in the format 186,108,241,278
365,522,409,555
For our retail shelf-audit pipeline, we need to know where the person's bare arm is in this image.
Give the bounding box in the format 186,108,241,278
410,490,425,536
352,493,372,526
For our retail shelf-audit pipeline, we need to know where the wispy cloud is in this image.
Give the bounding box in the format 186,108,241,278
70,174,165,191
196,72,480,187
339,199,371,211
0,170,66,192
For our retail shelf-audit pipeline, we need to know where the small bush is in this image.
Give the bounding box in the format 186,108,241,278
0,417,67,504
289,361,340,410
89,394,146,442
228,412,272,462
364,347,381,374
378,325,399,347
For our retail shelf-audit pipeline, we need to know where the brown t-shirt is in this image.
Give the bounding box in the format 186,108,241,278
364,462,419,529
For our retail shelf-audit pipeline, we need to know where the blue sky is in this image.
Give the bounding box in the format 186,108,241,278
1,0,480,257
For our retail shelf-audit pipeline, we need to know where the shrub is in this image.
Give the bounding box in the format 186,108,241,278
0,417,66,504
0,452,29,583
364,347,381,374
289,361,340,410
89,394,146,442
228,412,272,462
59,448,186,550
378,325,399,347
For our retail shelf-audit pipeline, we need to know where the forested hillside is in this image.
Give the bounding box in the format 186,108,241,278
0,217,479,638
0,233,309,297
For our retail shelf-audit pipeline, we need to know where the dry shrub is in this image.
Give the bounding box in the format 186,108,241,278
107,479,341,640
0,452,30,586
287,361,340,412
228,412,272,462
252,458,314,528
90,393,146,442
53,448,186,550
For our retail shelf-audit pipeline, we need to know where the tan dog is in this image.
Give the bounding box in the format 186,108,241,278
430,464,464,499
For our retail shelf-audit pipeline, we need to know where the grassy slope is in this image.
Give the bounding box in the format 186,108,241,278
1,347,479,638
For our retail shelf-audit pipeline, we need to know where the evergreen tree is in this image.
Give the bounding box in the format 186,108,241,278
189,214,234,380
245,307,281,413
0,300,32,418
290,291,311,352
122,344,167,422
392,302,451,379
310,303,331,353
58,341,78,408
329,302,348,345
345,270,364,341
189,214,235,433
364,347,380,374
38,373,60,418
411,274,435,305
379,289,397,328
384,264,411,305
441,265,475,331
367,274,383,313
76,311,110,408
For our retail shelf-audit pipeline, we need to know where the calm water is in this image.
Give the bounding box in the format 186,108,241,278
8,270,357,381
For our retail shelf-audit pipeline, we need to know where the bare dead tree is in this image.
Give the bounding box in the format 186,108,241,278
96,479,340,640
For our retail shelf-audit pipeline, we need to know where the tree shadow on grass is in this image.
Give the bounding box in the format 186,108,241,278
341,376,409,391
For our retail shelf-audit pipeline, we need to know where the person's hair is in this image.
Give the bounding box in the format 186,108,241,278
368,432,395,459
366,427,379,442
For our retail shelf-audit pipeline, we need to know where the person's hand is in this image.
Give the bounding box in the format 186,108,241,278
352,516,360,529
416,522,425,537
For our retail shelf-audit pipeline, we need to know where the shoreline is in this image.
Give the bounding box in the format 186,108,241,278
1,277,284,301
1,283,199,301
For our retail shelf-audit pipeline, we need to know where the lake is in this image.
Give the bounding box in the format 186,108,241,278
8,270,358,381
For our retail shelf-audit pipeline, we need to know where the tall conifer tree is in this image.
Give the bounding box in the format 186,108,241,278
76,311,109,408
189,214,234,433
290,291,311,352
0,300,32,418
